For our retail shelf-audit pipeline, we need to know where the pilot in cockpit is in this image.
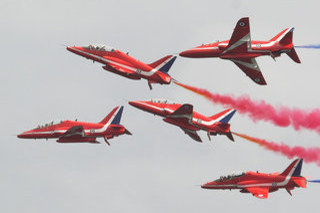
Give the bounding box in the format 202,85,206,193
85,45,115,52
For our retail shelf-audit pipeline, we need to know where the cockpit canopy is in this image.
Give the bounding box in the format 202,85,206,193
200,40,220,47
84,45,115,52
36,120,64,129
150,99,176,104
215,172,245,182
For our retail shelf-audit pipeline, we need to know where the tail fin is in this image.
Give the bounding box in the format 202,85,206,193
270,28,301,63
148,55,177,74
210,108,237,124
210,109,236,142
280,159,303,177
269,27,294,45
100,106,124,125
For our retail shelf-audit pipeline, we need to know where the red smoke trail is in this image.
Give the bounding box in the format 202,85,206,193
233,132,320,165
174,81,320,134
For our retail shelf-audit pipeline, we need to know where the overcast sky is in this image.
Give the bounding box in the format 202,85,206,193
1,0,320,212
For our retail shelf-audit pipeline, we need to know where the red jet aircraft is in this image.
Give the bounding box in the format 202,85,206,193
201,159,307,199
129,99,236,142
18,106,131,145
67,45,177,90
179,17,301,85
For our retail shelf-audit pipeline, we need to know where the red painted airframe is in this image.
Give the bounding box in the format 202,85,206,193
67,45,176,90
179,17,301,85
129,99,236,142
18,106,131,145
202,159,307,199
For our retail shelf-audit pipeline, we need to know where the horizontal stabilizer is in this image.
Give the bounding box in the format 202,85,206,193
124,128,132,135
225,131,234,142
286,47,301,63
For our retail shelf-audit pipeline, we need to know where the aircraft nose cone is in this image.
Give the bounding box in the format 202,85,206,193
66,46,76,52
129,101,153,112
179,50,190,57
128,101,144,109
66,46,80,54
201,181,216,189
17,132,26,138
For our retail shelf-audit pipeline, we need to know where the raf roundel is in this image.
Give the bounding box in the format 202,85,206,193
254,78,261,83
239,21,246,27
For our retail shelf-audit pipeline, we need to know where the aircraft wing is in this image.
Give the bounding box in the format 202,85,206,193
223,17,251,54
244,187,269,199
167,104,193,123
230,58,267,85
102,63,140,79
180,127,202,142
59,125,86,139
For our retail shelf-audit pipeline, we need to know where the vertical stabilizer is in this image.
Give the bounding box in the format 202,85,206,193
111,106,124,125
213,109,237,124
149,55,177,74
100,106,123,125
280,159,303,177
270,28,301,63
269,28,293,44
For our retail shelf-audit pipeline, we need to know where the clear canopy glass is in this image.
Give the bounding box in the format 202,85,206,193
151,99,175,104
215,172,245,182
84,45,115,52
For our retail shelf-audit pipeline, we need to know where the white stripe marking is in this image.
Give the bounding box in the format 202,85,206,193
71,48,158,77
136,102,235,126
24,107,122,136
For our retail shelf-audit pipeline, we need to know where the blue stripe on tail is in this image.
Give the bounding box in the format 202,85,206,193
292,159,303,177
111,106,124,124
219,110,236,124
159,56,177,73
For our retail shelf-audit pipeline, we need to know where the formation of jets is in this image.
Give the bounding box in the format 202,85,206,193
18,17,316,199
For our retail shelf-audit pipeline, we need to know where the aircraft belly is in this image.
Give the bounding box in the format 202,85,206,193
23,133,60,139
220,53,262,59
163,118,199,131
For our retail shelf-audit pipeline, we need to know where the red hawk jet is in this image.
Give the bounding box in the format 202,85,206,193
129,99,236,142
202,159,307,199
179,17,301,85
67,45,176,90
18,106,131,145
